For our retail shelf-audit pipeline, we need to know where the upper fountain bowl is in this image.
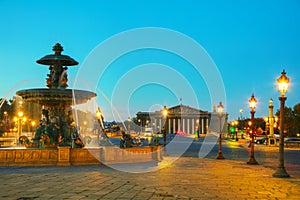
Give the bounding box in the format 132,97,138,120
36,43,78,66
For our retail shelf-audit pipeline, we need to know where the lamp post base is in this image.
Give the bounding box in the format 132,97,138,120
273,166,290,178
247,156,258,165
216,153,224,159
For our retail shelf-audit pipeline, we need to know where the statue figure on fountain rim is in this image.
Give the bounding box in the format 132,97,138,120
20,108,84,149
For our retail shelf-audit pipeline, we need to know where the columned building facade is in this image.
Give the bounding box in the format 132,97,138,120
136,104,211,134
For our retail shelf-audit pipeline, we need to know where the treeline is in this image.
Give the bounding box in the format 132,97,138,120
275,103,300,137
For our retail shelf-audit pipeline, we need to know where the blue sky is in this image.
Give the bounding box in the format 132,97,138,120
1,0,300,121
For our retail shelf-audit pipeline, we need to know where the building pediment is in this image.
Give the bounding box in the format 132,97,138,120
168,104,208,115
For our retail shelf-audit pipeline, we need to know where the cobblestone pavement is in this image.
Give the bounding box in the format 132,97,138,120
225,139,300,178
0,156,300,200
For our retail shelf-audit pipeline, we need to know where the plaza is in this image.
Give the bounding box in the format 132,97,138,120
0,139,299,200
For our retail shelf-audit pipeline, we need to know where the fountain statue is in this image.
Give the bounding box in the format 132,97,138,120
16,43,96,148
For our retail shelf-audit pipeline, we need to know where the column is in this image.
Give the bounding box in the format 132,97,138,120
187,118,190,134
159,118,162,132
173,118,176,133
178,118,181,131
201,118,204,134
182,118,185,133
168,118,171,134
192,118,195,134
206,118,209,134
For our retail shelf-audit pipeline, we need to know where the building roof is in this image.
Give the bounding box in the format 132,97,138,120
136,104,210,117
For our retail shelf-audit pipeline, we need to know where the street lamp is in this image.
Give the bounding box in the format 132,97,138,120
247,93,258,165
17,111,24,141
3,111,9,132
216,101,225,159
230,121,235,139
138,118,143,133
31,120,36,138
162,105,168,148
127,117,131,134
239,109,243,120
231,120,239,141
273,70,290,178
152,122,156,133
236,121,239,141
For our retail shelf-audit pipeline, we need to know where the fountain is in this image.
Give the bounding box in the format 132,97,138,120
16,43,96,148
0,43,162,167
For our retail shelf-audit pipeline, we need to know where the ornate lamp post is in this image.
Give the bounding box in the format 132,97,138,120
162,105,168,148
216,101,225,159
247,94,258,165
273,70,290,178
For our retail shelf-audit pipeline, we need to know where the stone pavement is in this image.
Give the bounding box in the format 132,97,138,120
0,156,300,200
225,139,300,178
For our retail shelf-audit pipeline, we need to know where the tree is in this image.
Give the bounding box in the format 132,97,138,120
0,98,14,133
234,118,266,136
293,103,300,135
0,98,13,120
275,105,299,137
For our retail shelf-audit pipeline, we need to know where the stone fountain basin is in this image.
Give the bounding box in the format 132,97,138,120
0,146,162,166
16,88,96,107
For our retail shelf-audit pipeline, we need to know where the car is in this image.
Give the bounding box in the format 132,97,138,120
255,137,268,144
284,138,300,142
284,138,300,147
174,130,188,136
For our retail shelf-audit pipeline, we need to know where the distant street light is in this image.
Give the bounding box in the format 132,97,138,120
127,117,131,134
3,111,9,132
239,109,243,120
231,120,239,141
31,121,36,138
247,94,258,165
162,105,168,148
15,111,26,144
17,111,24,139
216,101,225,159
138,118,142,132
273,70,290,178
